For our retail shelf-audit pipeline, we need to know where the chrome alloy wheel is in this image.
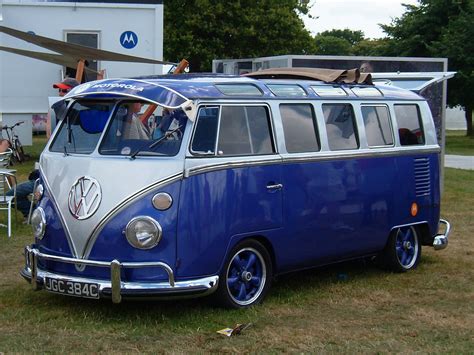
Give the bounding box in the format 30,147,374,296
226,247,267,306
395,226,419,270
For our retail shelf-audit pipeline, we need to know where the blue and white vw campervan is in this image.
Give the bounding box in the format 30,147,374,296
22,68,450,308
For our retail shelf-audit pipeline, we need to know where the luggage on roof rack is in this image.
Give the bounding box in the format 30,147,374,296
243,67,373,85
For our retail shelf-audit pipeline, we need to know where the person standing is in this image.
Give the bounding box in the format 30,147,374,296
47,77,79,136
51,77,79,121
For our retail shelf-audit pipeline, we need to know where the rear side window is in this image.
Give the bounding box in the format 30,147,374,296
323,104,358,150
394,105,425,146
280,104,320,153
217,106,274,156
361,105,394,147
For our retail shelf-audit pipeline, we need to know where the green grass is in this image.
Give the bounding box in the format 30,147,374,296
12,135,48,181
0,139,472,352
445,130,474,155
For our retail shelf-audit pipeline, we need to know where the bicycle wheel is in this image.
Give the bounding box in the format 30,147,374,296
15,138,27,162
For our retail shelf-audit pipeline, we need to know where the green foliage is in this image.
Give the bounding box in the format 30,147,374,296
351,38,392,56
312,29,391,57
314,35,351,55
381,0,474,136
163,0,316,72
318,29,365,46
431,4,474,135
313,29,371,55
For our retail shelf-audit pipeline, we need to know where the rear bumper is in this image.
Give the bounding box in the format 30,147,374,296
21,246,219,303
433,218,451,250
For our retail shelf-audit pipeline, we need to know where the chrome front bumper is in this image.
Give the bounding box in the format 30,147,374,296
433,218,451,250
21,246,219,303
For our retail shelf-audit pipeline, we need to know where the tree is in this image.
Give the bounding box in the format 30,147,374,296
432,6,474,136
381,0,474,136
352,38,391,57
318,29,365,46
313,29,366,55
314,35,351,55
163,0,316,72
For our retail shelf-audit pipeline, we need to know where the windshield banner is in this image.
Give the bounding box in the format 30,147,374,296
65,79,189,109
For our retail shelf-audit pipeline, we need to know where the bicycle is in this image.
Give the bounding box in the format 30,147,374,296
1,121,28,163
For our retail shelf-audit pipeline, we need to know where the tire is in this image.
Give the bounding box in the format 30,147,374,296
216,239,273,308
379,226,421,272
14,139,25,162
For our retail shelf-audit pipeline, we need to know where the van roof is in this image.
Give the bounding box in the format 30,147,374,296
134,73,423,101
64,73,423,108
134,73,424,100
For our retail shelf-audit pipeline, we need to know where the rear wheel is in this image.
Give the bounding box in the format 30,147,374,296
379,226,421,272
216,239,272,308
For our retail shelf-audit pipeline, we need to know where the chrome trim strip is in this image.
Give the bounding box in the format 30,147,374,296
83,173,183,259
187,157,282,177
185,146,439,178
280,146,440,164
214,105,223,154
433,218,450,251
390,221,429,231
23,247,219,302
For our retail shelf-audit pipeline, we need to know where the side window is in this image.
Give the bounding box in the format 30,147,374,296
361,105,394,147
394,104,425,146
217,106,274,156
323,104,358,150
280,104,320,153
191,107,219,154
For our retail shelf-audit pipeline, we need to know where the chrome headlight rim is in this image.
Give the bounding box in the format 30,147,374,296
34,182,44,201
31,207,46,239
125,216,162,250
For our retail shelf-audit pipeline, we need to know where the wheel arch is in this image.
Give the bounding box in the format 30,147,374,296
223,234,277,276
388,221,431,246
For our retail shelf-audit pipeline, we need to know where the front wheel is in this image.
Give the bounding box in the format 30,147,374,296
216,240,272,308
379,226,421,272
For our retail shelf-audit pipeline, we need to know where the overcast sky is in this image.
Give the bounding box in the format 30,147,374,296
303,0,419,39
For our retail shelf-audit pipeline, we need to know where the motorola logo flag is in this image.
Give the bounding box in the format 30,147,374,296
120,31,138,49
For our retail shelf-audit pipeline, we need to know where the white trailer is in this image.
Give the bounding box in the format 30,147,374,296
0,0,164,144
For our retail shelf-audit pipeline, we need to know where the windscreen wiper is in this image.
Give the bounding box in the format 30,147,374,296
129,125,183,160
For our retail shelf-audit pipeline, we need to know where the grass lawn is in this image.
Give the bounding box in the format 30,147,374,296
0,138,472,352
445,130,474,155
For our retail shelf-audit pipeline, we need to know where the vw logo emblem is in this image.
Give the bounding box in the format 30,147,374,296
68,176,102,220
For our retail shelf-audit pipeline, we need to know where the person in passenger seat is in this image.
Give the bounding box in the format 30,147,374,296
122,102,150,140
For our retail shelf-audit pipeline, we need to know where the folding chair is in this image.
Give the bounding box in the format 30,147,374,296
0,171,16,238
0,148,13,168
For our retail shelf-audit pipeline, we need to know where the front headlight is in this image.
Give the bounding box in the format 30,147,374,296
34,183,44,201
125,216,162,249
31,207,46,239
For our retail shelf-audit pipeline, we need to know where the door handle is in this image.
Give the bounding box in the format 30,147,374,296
266,183,283,191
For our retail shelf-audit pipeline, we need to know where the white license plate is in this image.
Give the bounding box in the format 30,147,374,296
44,277,99,299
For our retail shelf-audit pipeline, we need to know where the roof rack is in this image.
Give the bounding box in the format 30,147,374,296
243,67,373,85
